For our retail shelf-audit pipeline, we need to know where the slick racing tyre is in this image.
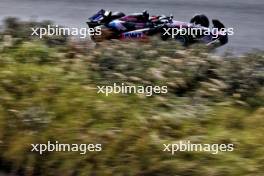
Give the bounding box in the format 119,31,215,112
174,34,190,46
190,14,209,27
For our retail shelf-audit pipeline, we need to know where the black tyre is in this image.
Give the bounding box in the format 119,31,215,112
174,34,189,46
190,14,209,27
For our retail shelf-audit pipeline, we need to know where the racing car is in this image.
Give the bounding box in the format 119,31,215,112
87,9,228,48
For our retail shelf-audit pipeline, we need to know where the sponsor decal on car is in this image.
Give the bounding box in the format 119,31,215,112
122,31,145,39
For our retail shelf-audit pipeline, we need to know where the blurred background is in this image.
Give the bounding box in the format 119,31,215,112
0,0,264,176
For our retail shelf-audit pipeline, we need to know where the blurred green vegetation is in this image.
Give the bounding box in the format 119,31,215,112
0,18,263,176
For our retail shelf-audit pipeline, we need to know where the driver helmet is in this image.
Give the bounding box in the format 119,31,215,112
104,10,112,17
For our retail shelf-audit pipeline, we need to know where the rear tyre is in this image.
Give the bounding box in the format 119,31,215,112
174,35,189,46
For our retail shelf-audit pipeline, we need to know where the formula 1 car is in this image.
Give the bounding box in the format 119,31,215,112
87,9,228,48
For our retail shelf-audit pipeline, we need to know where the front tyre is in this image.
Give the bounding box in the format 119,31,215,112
190,14,209,27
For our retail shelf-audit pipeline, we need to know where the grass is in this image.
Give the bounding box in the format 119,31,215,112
0,18,263,176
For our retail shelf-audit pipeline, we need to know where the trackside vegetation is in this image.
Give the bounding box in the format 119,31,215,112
0,18,263,176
